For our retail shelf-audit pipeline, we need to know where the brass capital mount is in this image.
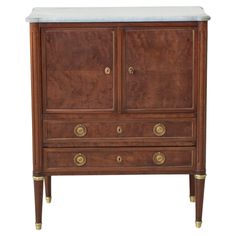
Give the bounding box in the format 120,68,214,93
194,174,207,180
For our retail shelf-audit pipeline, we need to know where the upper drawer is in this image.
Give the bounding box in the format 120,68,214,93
43,118,195,146
41,28,116,113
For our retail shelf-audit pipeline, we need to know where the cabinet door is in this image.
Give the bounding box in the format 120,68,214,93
123,28,196,112
42,28,116,113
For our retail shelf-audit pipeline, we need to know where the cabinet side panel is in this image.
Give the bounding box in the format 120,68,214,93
30,23,43,175
196,22,207,173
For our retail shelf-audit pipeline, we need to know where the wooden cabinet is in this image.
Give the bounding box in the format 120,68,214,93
27,7,210,230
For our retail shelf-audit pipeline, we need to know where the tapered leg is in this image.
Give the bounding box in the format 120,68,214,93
33,176,44,230
45,176,52,203
195,174,206,228
189,175,195,202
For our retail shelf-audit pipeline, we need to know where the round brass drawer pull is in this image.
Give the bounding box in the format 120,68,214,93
128,66,135,74
104,67,111,75
116,155,122,163
153,152,166,165
117,126,123,134
74,153,86,167
74,124,87,137
153,123,166,136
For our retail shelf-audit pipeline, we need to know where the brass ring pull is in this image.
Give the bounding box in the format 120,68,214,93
153,152,166,165
104,67,111,75
153,123,166,136
128,66,135,74
116,155,122,163
74,124,87,137
74,153,86,167
117,126,123,134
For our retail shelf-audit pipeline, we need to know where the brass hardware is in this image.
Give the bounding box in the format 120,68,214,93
74,153,86,167
128,66,135,74
46,197,51,203
195,221,202,228
35,223,42,230
153,152,166,165
190,196,196,202
116,155,122,163
104,67,111,75
194,174,207,180
153,123,166,136
33,176,44,181
117,126,123,134
74,124,87,137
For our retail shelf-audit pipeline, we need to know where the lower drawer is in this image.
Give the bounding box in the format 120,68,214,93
43,147,195,174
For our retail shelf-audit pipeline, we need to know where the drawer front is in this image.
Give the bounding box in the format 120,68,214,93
43,147,195,174
44,119,195,145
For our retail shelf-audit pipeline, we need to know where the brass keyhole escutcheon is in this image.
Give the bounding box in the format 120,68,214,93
74,153,86,167
116,155,122,163
128,66,135,74
153,152,166,165
104,67,111,75
153,123,166,136
117,126,123,134
74,124,87,137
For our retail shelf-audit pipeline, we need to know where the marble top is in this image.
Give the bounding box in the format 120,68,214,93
26,7,210,23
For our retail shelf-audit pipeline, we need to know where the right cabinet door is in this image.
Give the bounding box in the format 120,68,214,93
123,27,197,113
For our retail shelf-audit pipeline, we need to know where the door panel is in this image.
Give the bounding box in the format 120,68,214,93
42,28,116,113
124,28,195,112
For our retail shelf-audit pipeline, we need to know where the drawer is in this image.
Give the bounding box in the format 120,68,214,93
43,119,195,146
43,147,195,174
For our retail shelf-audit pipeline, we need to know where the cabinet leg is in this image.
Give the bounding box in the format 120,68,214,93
189,174,195,202
45,176,52,203
194,174,206,228
33,176,44,230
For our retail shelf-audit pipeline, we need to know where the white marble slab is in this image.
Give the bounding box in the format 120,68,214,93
26,7,210,23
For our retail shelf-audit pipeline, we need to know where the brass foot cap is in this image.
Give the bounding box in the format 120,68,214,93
190,196,196,202
46,197,52,203
195,221,202,228
35,223,42,230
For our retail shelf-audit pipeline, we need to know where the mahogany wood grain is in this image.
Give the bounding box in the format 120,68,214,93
45,176,51,199
34,179,43,225
43,147,195,174
39,22,198,28
189,174,195,197
44,140,196,148
123,27,196,113
30,23,43,176
196,22,207,174
43,118,195,143
195,178,205,223
41,28,117,113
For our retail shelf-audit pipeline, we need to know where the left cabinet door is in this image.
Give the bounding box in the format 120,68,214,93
41,27,116,113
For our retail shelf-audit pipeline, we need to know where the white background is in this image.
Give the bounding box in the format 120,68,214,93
0,0,235,235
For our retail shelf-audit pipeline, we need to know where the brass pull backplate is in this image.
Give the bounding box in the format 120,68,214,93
74,124,87,137
153,152,166,165
74,153,87,167
153,123,166,136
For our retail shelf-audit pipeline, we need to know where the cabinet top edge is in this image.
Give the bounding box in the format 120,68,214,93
26,7,210,23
